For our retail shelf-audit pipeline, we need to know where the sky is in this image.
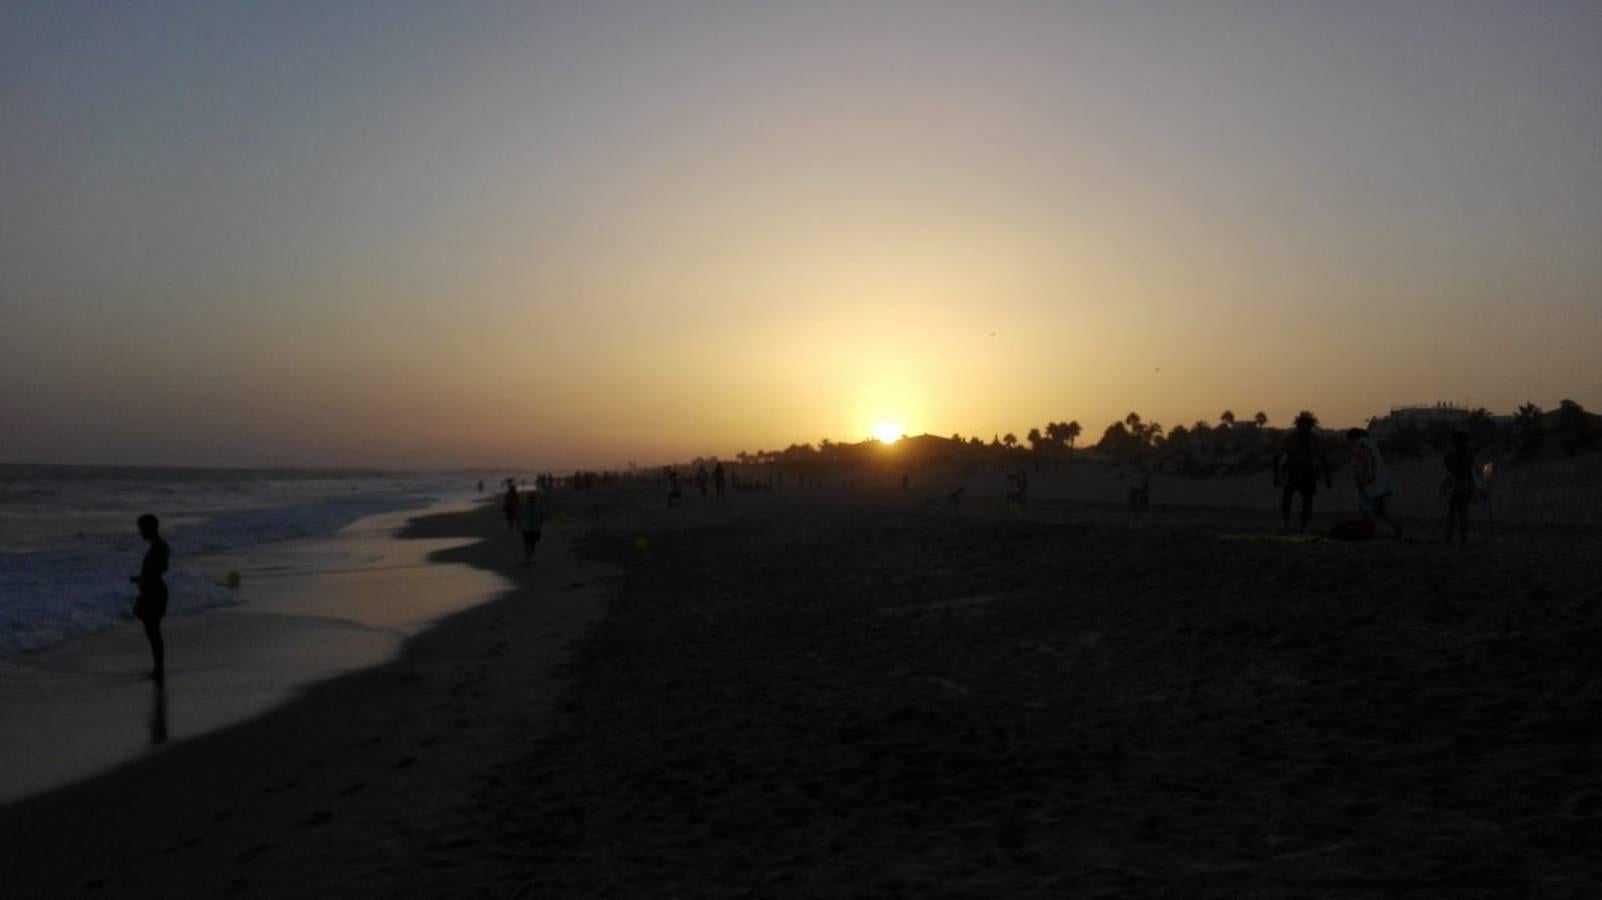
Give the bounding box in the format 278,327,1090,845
3,1,1599,469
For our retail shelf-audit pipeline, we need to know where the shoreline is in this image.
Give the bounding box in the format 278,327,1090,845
0,498,503,805
0,501,611,898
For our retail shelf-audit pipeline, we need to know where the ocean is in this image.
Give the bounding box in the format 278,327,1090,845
0,464,479,657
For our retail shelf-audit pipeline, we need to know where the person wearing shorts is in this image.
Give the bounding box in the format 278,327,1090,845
1347,427,1404,538
1274,412,1331,532
130,513,169,683
1443,430,1477,545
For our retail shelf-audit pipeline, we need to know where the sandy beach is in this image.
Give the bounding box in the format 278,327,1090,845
403,486,1600,897
0,505,610,898
0,502,508,806
4,481,1600,897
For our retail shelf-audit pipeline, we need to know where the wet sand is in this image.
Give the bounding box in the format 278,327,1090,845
0,502,508,805
0,504,609,898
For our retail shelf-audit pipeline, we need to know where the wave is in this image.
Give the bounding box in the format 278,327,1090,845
0,484,454,658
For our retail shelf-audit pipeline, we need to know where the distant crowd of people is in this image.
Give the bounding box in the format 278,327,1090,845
119,425,1495,681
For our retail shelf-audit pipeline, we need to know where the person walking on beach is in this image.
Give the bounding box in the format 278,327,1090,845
501,482,520,531
1274,411,1331,532
129,514,169,683
713,462,726,498
1443,429,1477,545
517,490,544,565
697,464,710,497
1346,428,1404,538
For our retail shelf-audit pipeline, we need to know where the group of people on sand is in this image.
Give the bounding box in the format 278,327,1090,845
1273,411,1484,544
501,480,545,564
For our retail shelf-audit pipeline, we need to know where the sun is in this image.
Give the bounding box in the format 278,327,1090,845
872,420,904,443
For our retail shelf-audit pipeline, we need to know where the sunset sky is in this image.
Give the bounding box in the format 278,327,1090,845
4,2,1599,469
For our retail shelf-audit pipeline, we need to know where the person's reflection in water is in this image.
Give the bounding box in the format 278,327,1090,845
148,683,168,745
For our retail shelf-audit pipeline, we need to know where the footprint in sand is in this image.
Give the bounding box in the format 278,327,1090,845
303,810,334,827
339,782,367,797
160,837,203,855
235,843,273,863
394,756,417,769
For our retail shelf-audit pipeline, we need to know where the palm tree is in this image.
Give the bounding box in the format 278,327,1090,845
1515,403,1542,434
1002,432,1018,450
1026,428,1043,451
1253,411,1268,428
1220,410,1236,427
1559,399,1593,453
1514,402,1544,459
1064,420,1082,449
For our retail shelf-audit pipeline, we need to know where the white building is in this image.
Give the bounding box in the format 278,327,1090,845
1367,402,1483,438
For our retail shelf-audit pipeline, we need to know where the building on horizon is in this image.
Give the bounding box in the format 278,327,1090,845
1366,402,1511,438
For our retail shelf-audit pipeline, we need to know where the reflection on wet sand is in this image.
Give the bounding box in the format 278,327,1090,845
148,684,167,746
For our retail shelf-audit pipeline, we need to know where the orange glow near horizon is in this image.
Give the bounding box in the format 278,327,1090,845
872,421,905,444
4,5,1599,471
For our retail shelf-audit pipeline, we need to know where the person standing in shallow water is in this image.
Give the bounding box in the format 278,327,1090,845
1274,412,1331,532
129,514,169,683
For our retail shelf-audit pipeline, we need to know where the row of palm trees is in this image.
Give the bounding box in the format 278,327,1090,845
718,409,1275,467
709,401,1595,472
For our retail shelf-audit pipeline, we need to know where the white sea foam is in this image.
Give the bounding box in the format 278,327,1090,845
0,467,481,657
0,548,235,656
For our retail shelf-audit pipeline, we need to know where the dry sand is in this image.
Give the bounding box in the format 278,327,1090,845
415,486,1602,898
4,484,1599,898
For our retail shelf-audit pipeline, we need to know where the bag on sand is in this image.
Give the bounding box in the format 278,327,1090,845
1328,518,1376,541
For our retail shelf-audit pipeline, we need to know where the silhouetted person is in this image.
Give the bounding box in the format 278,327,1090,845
517,490,543,565
713,462,726,498
129,514,168,683
1274,412,1331,532
1444,430,1477,545
901,472,910,492
667,468,682,507
697,464,710,497
1346,428,1403,538
1128,473,1150,511
502,483,520,531
1007,470,1029,507
476,479,484,493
